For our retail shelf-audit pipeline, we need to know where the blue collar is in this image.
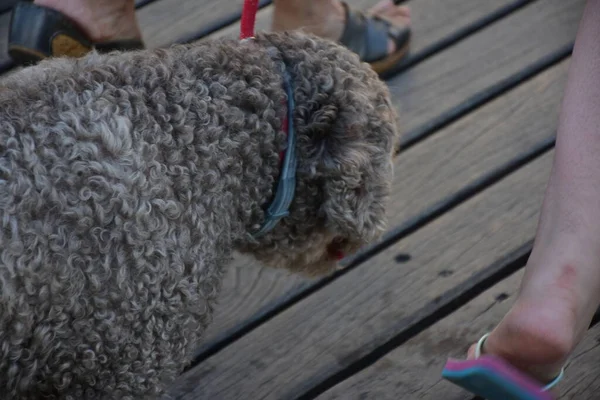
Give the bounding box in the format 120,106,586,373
251,64,297,238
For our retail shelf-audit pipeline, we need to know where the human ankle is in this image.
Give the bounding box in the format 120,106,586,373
272,0,346,41
490,298,576,380
33,0,141,42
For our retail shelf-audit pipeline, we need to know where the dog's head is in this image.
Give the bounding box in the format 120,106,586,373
238,32,399,276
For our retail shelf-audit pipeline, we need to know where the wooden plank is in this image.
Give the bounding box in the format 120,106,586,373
197,55,570,356
390,0,580,146
166,145,555,399
138,0,249,48
198,259,313,355
198,0,576,354
188,0,543,355
554,323,600,399
318,270,528,399
318,273,600,400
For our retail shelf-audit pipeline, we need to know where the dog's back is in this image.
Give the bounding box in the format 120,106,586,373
0,46,239,399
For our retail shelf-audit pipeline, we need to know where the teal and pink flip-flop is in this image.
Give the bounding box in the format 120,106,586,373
441,333,565,400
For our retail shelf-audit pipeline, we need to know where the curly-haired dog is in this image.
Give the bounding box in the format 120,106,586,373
0,31,399,399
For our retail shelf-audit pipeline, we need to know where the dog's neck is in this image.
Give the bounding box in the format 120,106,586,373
157,42,297,246
132,35,339,249
168,35,346,248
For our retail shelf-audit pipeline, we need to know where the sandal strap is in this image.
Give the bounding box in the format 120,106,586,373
475,332,565,391
374,13,411,54
338,1,410,64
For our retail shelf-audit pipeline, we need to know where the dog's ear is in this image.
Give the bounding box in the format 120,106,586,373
321,170,389,246
318,124,393,245
295,75,397,247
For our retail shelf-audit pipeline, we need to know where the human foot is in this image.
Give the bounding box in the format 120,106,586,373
467,298,575,387
33,0,142,43
9,0,144,66
272,0,410,69
465,243,600,395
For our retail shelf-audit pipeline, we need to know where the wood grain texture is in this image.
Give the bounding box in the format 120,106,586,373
556,324,600,399
137,0,247,48
383,59,567,234
318,271,527,399
319,272,600,400
166,150,554,399
196,0,581,353
199,56,570,355
197,257,313,355
190,0,548,354
389,0,581,145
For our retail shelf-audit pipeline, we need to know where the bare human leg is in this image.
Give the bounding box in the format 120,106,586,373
468,0,600,390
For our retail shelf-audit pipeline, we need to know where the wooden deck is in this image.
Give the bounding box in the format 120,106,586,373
1,0,598,398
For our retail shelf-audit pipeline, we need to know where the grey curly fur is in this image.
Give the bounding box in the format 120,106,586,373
0,31,399,399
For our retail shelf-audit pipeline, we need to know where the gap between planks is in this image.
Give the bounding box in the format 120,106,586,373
0,0,584,396
0,0,543,365
166,51,575,400
192,0,582,365
318,265,600,399
167,141,556,399
301,241,536,400
319,269,531,399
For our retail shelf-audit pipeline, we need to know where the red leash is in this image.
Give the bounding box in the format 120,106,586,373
240,0,259,39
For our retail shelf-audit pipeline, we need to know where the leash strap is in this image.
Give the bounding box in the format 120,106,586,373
251,68,297,238
240,0,259,39
239,0,298,238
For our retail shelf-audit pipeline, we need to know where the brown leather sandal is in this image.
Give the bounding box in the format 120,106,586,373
338,1,410,75
8,1,144,66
